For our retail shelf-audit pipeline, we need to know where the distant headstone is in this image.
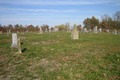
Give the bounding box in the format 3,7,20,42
7,30,9,36
114,29,117,35
38,27,42,34
54,28,59,31
10,33,18,48
26,30,28,33
94,26,98,33
118,32,120,34
17,31,19,33
0,31,2,34
83,29,85,34
71,24,79,39
83,28,88,32
9,29,11,35
98,28,102,34
106,29,109,33
89,29,91,34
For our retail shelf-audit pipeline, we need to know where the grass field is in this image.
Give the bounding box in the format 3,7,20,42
0,31,120,80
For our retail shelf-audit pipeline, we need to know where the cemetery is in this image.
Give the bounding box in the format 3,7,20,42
0,27,120,80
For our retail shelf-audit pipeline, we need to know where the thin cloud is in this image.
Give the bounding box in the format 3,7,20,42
0,0,119,5
0,7,78,12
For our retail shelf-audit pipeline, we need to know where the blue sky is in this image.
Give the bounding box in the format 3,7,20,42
0,0,120,27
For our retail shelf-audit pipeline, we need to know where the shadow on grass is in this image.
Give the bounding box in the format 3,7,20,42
22,48,27,53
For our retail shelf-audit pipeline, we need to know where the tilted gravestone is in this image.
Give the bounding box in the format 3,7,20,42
71,24,79,39
94,26,98,33
10,33,18,48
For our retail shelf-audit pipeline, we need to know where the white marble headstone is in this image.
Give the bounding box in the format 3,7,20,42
94,26,98,33
11,33,18,48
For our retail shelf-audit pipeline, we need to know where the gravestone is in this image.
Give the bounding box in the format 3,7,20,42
118,32,120,34
9,29,11,35
83,28,87,32
83,29,85,34
10,33,18,48
94,26,98,33
98,28,102,34
38,27,43,34
54,28,59,31
17,31,19,33
0,31,2,34
71,24,79,39
7,30,9,36
89,29,91,34
106,29,109,33
114,29,117,35
18,38,22,53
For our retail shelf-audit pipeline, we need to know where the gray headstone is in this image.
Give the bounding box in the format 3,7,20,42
10,33,18,48
118,32,120,34
9,29,11,35
18,38,22,53
89,29,91,34
94,26,98,33
98,28,102,34
106,29,109,33
114,29,117,35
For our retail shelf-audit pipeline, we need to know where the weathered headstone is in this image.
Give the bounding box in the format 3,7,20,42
18,38,22,53
114,29,117,35
83,29,85,34
8,29,11,36
0,31,2,34
118,32,120,34
38,27,43,34
10,33,18,48
71,24,79,39
94,26,98,33
89,29,91,34
84,28,88,32
54,28,59,31
98,28,102,34
106,29,109,33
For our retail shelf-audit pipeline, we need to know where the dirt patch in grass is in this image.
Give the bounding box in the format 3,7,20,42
27,58,62,73
0,39,11,42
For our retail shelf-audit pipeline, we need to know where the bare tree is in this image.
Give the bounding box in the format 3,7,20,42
65,22,70,31
113,11,120,29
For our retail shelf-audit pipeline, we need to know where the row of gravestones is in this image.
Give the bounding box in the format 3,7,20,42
71,25,119,40
82,26,118,35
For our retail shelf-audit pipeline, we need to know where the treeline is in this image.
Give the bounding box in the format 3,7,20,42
83,11,120,30
0,24,55,32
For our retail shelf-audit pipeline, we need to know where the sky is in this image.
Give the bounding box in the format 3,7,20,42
0,0,120,28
